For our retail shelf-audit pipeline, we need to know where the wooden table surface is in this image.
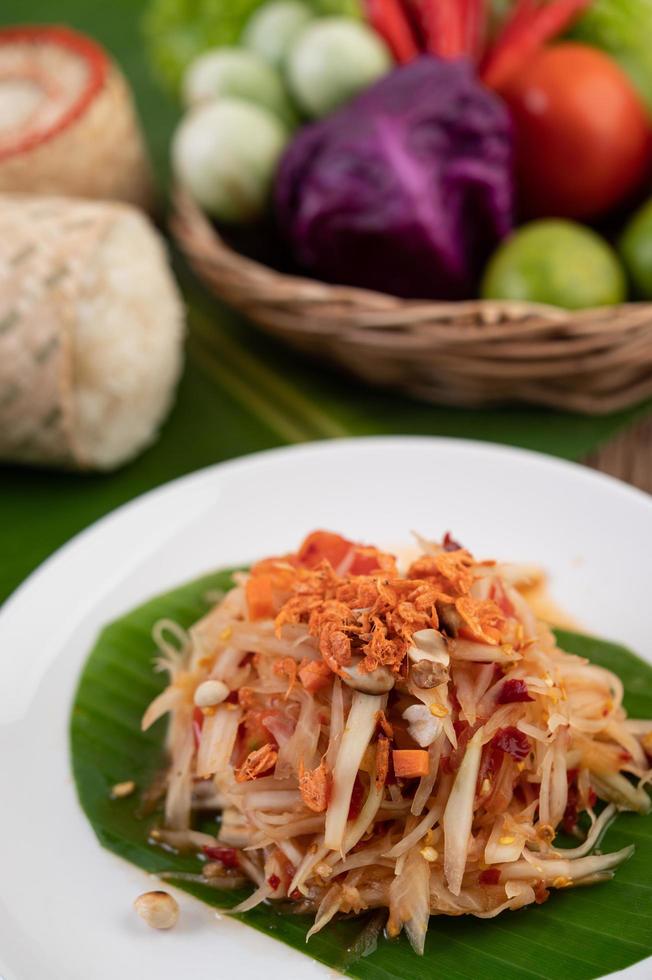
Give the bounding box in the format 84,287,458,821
587,415,652,494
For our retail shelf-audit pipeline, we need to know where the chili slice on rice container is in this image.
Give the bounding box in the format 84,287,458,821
0,24,154,209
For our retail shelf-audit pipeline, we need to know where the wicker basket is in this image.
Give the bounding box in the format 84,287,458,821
172,189,652,415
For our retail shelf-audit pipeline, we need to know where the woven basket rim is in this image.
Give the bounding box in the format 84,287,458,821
170,187,652,416
171,187,651,320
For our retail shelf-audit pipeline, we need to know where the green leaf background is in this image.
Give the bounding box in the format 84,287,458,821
0,0,650,606
71,569,652,980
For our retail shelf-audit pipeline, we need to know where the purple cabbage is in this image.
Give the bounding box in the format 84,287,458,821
275,56,515,300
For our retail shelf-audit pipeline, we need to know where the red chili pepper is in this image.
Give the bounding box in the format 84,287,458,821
491,726,530,761
203,845,240,869
267,874,281,891
479,867,501,885
364,0,420,63
0,25,109,163
290,888,303,901
459,0,487,62
416,0,460,58
481,0,592,90
413,0,485,60
497,679,534,704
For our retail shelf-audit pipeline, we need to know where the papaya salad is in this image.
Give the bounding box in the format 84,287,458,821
142,531,652,953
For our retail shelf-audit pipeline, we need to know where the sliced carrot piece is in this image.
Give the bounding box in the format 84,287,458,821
245,574,276,621
392,748,430,779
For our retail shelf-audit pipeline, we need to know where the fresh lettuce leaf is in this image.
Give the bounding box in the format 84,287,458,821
143,0,361,93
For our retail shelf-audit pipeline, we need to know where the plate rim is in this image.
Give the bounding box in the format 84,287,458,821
3,434,650,617
1,435,650,980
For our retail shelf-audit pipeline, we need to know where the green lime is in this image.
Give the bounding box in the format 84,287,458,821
620,197,652,298
481,220,626,309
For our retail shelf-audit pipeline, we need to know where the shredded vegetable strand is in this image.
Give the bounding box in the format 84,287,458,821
197,705,241,779
443,727,484,895
411,734,444,816
385,794,446,860
342,770,385,855
388,847,431,954
324,692,384,851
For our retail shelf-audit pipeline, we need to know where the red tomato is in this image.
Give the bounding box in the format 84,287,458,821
499,43,652,220
297,530,352,570
297,530,385,575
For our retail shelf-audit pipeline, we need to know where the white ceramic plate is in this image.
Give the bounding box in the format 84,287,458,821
1,437,650,980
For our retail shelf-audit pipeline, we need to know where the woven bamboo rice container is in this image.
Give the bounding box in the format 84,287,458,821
0,194,183,470
0,25,153,209
172,189,652,415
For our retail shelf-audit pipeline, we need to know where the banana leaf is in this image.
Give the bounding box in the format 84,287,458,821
70,568,652,980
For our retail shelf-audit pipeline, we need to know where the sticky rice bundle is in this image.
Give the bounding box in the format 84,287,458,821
0,24,153,208
0,194,185,470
